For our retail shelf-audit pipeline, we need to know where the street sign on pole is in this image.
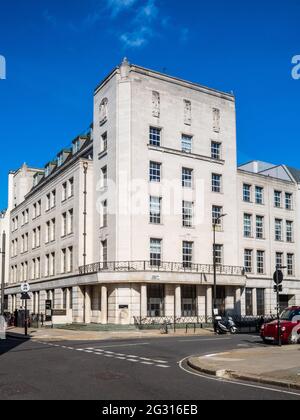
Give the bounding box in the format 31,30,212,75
20,283,30,293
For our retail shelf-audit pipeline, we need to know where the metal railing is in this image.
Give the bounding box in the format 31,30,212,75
79,261,245,276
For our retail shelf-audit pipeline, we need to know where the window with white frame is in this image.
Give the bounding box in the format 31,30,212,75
68,178,74,198
37,200,41,217
182,201,193,228
256,215,264,239
276,252,283,269
150,162,161,183
61,213,67,237
275,219,283,241
243,213,252,238
149,127,161,147
243,184,251,202
50,252,55,276
257,250,265,274
181,134,192,153
286,220,293,243
36,226,41,248
67,210,73,234
150,239,162,267
287,253,294,276
68,247,73,272
212,173,222,193
46,193,51,211
183,241,193,268
285,192,293,210
211,141,221,160
62,182,67,202
150,196,161,224
51,190,56,208
213,244,223,266
182,168,193,188
244,249,253,273
255,186,264,205
61,249,67,274
274,190,282,208
45,254,50,277
101,240,108,267
212,206,223,227
51,218,56,241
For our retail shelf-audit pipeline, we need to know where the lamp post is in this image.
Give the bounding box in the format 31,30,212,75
0,231,6,316
213,214,227,329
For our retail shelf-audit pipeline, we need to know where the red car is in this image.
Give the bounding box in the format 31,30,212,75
261,306,300,344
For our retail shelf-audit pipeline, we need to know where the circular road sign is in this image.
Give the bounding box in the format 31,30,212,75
20,283,30,293
273,270,283,285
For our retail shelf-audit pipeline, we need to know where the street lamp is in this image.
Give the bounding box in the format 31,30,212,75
213,214,227,326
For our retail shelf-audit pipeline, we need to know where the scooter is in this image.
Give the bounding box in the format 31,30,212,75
215,315,238,335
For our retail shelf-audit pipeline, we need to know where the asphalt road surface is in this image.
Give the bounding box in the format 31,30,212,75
0,333,299,400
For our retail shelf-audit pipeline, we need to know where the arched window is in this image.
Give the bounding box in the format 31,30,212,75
99,98,108,125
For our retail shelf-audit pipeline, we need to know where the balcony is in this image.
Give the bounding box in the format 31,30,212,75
79,261,245,277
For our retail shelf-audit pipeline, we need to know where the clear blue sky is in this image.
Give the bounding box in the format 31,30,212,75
0,0,299,209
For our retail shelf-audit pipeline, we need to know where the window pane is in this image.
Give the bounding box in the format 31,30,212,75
243,184,251,202
182,168,193,188
150,196,161,224
211,142,221,160
212,174,222,193
149,127,161,147
183,241,193,268
182,135,192,153
182,201,193,227
150,239,162,266
150,162,161,182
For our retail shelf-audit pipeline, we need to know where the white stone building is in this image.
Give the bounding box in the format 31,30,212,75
1,59,300,325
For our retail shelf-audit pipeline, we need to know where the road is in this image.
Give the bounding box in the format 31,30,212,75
0,333,299,400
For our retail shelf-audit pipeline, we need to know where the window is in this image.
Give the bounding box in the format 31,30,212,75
182,201,193,228
182,168,193,188
285,193,293,210
68,247,73,272
181,286,197,317
68,178,74,198
212,206,223,227
246,289,253,316
51,219,56,241
62,182,67,202
286,221,293,242
101,166,108,188
61,249,67,274
243,184,251,202
150,196,161,224
46,194,51,211
244,249,253,273
212,174,222,193
244,214,252,238
37,200,41,217
36,226,41,248
183,241,193,268
255,186,264,205
256,216,264,239
275,219,282,241
102,132,108,152
51,190,56,208
62,213,67,237
50,253,55,276
211,142,221,160
287,254,294,276
181,134,192,153
102,201,107,228
45,254,50,277
149,127,161,147
150,239,162,267
33,203,37,219
68,210,73,234
101,240,108,267
274,191,282,208
57,153,64,167
73,139,81,154
257,289,265,316
214,244,223,266
276,252,283,269
257,250,265,274
150,162,161,183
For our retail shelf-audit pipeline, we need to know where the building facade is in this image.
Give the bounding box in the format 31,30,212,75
1,59,300,325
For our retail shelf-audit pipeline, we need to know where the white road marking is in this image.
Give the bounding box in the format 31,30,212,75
140,362,154,365
92,343,149,349
156,365,170,368
179,338,231,343
179,357,300,398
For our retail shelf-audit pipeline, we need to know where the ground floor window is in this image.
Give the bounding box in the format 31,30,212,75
181,285,197,317
215,286,225,316
256,289,265,316
246,288,253,316
147,284,165,317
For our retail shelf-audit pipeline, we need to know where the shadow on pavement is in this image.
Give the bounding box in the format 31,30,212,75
0,335,31,356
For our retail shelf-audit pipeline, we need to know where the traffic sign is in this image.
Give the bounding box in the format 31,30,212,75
21,292,31,300
20,283,30,293
273,270,283,285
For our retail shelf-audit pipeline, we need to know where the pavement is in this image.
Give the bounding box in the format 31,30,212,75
6,326,214,342
188,344,300,390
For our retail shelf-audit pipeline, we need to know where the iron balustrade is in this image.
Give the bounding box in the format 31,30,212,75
79,261,245,276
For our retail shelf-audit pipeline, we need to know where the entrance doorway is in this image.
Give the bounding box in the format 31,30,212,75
279,295,295,313
147,284,165,317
